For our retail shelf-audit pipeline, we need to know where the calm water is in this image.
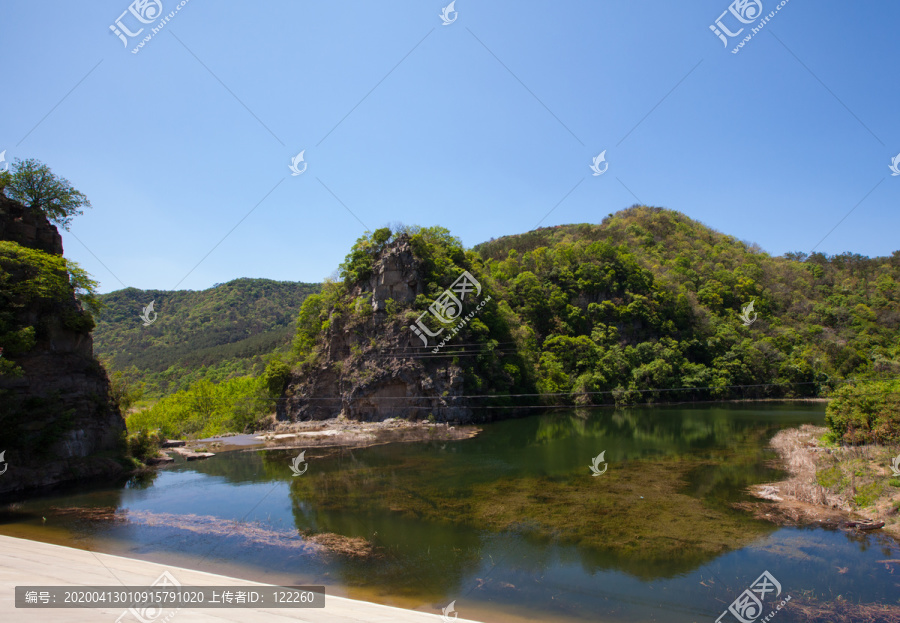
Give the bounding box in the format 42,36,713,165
2,404,899,622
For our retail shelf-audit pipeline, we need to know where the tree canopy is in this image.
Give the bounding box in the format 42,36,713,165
1,158,91,230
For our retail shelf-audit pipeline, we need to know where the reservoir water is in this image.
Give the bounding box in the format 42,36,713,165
2,403,898,622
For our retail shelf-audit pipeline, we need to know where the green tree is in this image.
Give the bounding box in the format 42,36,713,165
1,158,92,230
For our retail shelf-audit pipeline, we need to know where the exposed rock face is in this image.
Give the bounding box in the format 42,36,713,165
279,235,474,423
0,195,127,497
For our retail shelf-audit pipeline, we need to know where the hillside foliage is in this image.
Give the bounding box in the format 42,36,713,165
825,380,900,444
93,278,320,399
126,376,275,439
116,207,900,442
0,241,98,377
474,207,900,411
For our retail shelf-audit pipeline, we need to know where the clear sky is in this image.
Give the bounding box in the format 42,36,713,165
2,0,898,293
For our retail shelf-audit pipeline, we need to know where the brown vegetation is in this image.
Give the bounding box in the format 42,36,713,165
745,425,900,539
789,594,900,623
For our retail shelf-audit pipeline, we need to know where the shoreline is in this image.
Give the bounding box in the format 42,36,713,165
741,424,900,540
182,416,481,456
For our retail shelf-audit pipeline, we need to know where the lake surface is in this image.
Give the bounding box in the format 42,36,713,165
2,403,899,622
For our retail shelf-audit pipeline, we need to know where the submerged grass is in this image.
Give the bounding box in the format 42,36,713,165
288,451,770,579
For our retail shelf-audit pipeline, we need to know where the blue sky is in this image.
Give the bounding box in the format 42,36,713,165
1,0,898,293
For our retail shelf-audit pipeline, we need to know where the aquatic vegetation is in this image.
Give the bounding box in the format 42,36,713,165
285,446,771,580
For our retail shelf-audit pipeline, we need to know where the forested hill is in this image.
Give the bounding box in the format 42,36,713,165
273,208,900,425
472,206,900,402
103,206,900,423
93,278,320,398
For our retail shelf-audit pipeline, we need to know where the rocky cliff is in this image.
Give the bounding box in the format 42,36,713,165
0,195,126,497
278,233,524,423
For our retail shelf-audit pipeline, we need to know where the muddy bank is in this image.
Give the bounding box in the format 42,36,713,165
741,425,900,539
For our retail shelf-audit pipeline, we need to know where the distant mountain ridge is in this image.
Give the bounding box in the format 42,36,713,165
94,278,320,397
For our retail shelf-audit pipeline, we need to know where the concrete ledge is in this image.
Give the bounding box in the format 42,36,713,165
0,535,483,622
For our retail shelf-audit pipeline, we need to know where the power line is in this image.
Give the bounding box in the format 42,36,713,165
277,377,900,408
286,380,822,402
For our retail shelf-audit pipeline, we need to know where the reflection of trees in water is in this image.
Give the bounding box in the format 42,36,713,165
125,470,159,490
154,407,816,592
533,407,769,449
279,443,773,586
284,453,485,596
179,448,289,485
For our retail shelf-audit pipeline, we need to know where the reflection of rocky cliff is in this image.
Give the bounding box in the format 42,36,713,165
0,196,126,496
279,235,473,423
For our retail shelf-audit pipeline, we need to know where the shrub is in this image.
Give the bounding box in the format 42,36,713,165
126,376,268,439
852,481,884,508
127,429,162,462
262,359,291,396
825,380,900,444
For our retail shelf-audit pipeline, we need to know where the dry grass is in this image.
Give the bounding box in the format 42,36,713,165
767,425,845,509
302,532,381,558
790,595,900,623
751,425,900,538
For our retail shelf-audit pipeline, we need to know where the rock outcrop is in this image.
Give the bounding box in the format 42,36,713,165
278,235,476,423
0,195,127,497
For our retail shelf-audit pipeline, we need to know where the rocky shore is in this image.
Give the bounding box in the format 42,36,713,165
173,416,480,456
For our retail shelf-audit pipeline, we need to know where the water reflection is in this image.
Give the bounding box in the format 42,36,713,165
1,404,898,623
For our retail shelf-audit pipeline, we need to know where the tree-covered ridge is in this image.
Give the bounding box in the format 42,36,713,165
94,278,320,398
475,206,900,405
285,207,900,420
119,207,900,438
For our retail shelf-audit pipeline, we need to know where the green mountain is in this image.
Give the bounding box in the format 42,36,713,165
93,278,320,398
278,206,900,420
108,206,900,436
472,206,900,403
